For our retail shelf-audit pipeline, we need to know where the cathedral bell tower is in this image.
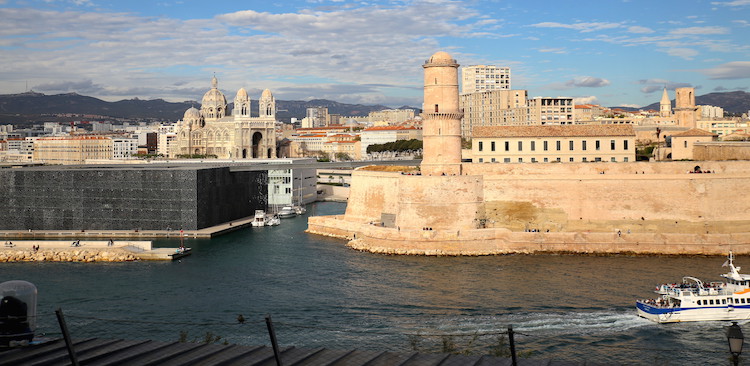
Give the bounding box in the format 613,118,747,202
420,51,463,176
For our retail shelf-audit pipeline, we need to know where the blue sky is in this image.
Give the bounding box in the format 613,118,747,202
1,0,749,109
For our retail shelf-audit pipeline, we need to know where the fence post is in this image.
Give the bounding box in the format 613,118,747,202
55,308,80,366
508,325,517,366
265,314,283,366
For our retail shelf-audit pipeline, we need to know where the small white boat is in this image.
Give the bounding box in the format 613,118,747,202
277,206,297,218
265,214,280,226
293,205,306,215
251,210,267,227
636,252,750,323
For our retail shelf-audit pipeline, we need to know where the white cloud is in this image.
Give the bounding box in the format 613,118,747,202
711,0,750,6
665,47,699,60
627,26,654,34
529,22,623,33
670,26,729,35
700,61,750,79
0,2,492,104
573,96,599,105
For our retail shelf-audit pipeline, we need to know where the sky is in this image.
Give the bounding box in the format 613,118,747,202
1,0,749,109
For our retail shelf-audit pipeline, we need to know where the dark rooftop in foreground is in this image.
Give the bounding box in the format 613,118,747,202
0,338,588,366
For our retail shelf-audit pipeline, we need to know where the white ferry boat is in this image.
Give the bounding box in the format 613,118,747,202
637,252,750,323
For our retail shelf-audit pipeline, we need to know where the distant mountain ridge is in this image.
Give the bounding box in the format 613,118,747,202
0,91,420,123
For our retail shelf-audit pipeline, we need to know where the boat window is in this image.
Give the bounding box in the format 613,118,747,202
723,299,727,304
710,299,715,305
743,298,747,304
698,300,703,305
729,298,733,304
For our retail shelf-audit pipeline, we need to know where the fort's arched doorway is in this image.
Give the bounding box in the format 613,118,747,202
252,132,263,158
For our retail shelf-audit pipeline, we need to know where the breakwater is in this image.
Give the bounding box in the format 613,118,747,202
0,240,153,262
0,248,137,262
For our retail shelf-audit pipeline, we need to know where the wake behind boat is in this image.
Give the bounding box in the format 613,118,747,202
637,252,750,323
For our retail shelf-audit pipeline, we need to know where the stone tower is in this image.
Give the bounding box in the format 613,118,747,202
674,87,697,128
659,87,671,118
421,51,463,176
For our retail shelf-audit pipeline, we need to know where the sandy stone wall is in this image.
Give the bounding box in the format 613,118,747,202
309,160,750,255
308,216,750,256
693,143,750,161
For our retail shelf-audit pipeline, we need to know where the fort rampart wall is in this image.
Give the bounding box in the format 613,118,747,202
308,160,750,255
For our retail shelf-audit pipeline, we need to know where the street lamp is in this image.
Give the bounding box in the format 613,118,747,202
727,321,744,366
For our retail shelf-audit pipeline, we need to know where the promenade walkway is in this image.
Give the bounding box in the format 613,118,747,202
0,216,256,240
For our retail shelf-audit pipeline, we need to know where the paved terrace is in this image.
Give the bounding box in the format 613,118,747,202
0,216,255,240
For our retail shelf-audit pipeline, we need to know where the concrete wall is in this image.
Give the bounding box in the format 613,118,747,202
0,167,267,231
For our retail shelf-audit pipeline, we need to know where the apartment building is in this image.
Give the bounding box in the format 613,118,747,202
461,65,511,94
459,89,529,138
528,97,575,125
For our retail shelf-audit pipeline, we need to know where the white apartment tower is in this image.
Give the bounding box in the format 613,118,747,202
461,65,511,94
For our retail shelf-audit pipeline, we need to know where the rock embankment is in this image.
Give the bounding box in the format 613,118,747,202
0,248,137,262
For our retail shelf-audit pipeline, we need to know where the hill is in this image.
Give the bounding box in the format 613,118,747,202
0,92,419,124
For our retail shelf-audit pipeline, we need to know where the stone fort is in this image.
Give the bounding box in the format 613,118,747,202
307,52,750,255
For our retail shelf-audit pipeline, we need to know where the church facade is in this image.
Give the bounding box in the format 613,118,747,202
174,76,277,159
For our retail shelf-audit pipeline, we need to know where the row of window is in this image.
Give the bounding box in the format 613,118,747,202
478,139,630,152
697,297,749,306
477,157,629,163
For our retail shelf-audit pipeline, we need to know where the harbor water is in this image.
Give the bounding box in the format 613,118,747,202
0,202,744,364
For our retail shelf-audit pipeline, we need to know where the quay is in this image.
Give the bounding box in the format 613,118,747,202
0,216,255,240
1,240,188,262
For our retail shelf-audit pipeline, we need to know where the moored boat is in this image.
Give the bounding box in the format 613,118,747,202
277,206,297,218
636,252,750,323
251,210,267,227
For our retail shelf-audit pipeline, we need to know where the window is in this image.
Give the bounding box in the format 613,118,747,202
582,141,587,151
595,140,600,151
505,141,510,151
544,141,548,151
544,158,548,162
479,158,484,162
531,158,537,163
556,157,561,162
504,158,510,163
569,141,574,151
611,157,616,162
518,141,523,151
611,140,616,150
478,141,483,152
710,300,715,305
569,157,574,162
531,141,536,151
624,157,629,162
595,157,602,162
582,157,588,162
491,158,496,162
491,141,496,151
518,158,523,162
684,141,688,148
556,141,561,151
723,299,727,304
624,140,629,150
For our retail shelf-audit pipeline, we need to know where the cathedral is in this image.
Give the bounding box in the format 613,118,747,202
174,76,277,159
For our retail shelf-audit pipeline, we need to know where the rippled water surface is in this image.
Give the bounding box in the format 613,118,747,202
1,202,744,364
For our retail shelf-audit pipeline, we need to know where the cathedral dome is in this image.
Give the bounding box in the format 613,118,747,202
201,76,227,109
202,88,227,107
183,107,200,119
